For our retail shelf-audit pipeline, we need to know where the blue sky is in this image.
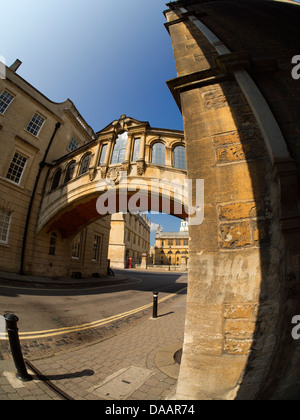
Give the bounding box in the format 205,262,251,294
1,0,182,132
1,0,183,244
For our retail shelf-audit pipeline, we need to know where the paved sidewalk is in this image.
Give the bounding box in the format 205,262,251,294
0,293,186,400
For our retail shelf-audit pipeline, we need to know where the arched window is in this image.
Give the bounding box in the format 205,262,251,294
111,132,128,165
51,169,62,191
64,161,76,184
49,232,57,256
152,142,165,165
174,146,187,170
79,154,92,176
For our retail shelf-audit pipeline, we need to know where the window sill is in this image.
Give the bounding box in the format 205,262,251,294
24,128,41,140
0,242,10,248
0,176,25,190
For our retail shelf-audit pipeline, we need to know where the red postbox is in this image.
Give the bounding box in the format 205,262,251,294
128,257,133,269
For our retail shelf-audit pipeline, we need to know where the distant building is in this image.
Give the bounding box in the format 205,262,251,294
108,213,151,269
154,220,189,266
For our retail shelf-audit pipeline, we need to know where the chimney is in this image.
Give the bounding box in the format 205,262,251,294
10,59,22,73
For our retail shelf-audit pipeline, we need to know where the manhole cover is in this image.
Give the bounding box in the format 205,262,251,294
174,349,183,365
89,366,153,400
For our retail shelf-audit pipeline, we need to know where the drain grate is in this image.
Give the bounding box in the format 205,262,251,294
174,349,183,365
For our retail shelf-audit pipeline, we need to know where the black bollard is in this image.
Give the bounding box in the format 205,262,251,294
153,292,159,319
4,314,32,382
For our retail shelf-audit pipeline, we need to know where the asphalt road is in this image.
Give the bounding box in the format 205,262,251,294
0,270,187,336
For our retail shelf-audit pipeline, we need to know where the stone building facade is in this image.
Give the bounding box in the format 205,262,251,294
154,220,189,266
0,61,187,279
108,212,151,269
0,61,111,278
165,0,300,400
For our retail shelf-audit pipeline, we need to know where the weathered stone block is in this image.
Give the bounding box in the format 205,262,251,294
216,142,267,163
219,202,258,221
220,222,252,249
224,338,252,355
224,304,258,320
213,131,241,146
225,319,256,339
202,88,228,110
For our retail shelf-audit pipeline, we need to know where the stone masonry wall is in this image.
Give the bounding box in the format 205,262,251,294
165,0,300,400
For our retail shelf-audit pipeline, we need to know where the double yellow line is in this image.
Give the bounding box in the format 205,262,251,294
0,287,186,341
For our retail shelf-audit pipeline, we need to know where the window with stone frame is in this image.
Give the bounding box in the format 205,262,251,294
6,152,28,185
174,145,187,170
152,142,165,165
92,235,102,262
49,232,57,256
64,161,76,184
68,138,80,152
132,138,141,162
99,144,108,166
0,91,14,115
111,132,128,165
72,232,83,259
78,154,92,176
26,113,45,137
0,207,12,244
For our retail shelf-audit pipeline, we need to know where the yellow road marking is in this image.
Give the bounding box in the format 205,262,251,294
0,287,187,340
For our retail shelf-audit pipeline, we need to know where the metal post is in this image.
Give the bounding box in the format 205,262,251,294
153,292,159,319
4,314,32,382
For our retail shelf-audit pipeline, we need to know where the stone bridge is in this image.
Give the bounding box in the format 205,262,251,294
38,115,189,238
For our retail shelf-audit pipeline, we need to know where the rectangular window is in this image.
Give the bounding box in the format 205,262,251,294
99,144,107,166
132,138,141,162
6,152,28,184
0,208,12,244
49,233,57,256
0,91,14,115
72,232,83,259
111,132,128,165
92,235,102,262
26,113,45,137
68,138,80,152
176,240,181,246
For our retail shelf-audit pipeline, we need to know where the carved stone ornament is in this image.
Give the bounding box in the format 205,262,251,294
107,167,120,183
89,167,98,181
121,162,130,174
137,160,145,176
100,166,108,179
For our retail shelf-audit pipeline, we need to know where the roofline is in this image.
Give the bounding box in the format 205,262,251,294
3,63,96,138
